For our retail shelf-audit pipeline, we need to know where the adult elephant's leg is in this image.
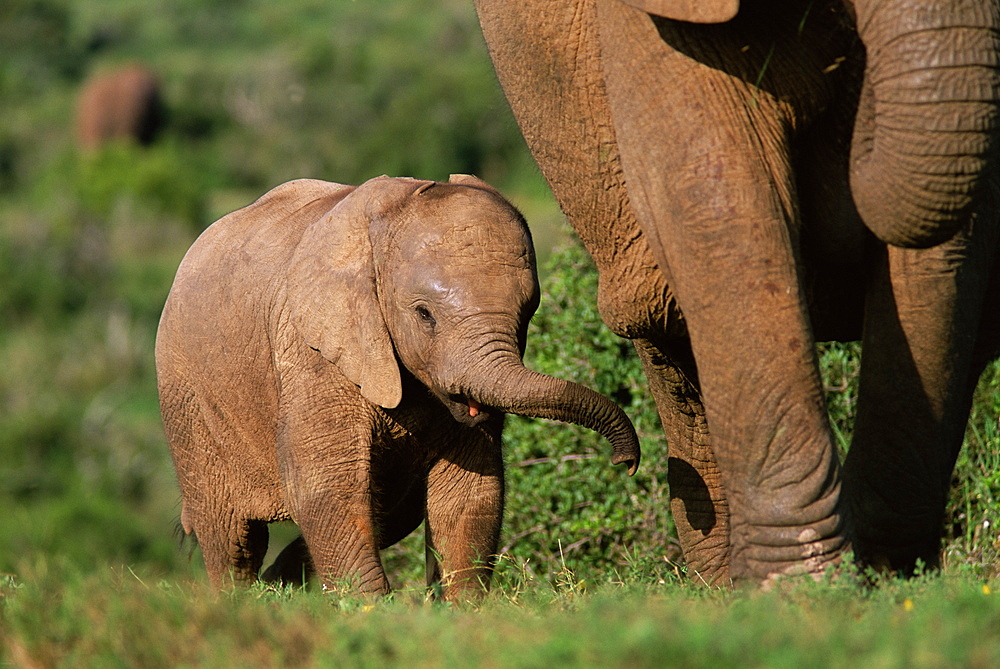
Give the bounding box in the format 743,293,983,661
633,337,731,585
971,251,1000,382
597,1,847,585
478,0,731,583
424,423,504,602
845,221,1000,573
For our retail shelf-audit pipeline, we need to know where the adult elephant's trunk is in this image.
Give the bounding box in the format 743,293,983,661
849,0,1000,248
468,359,641,476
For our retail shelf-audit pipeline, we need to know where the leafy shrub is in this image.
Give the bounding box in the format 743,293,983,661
946,361,1000,573
499,237,674,583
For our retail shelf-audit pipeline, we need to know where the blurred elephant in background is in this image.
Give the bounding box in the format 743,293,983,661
155,175,639,600
75,64,163,151
476,0,1000,586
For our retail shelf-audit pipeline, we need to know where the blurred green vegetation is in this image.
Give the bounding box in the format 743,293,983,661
0,0,997,598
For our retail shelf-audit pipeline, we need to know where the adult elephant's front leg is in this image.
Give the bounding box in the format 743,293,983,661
598,0,847,585
618,163,847,583
645,213,846,585
633,337,731,585
424,425,504,602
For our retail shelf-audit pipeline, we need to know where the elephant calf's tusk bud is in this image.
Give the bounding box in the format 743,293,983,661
468,398,481,418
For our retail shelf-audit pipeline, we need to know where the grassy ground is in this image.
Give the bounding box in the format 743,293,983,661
2,559,999,668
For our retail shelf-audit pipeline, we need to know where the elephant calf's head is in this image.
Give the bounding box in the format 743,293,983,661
370,176,540,425
288,174,640,474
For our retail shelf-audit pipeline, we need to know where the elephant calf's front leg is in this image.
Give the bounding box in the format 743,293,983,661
277,387,390,594
424,434,504,602
294,489,390,595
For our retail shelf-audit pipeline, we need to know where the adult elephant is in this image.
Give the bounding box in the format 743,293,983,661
476,0,1000,586
76,64,163,151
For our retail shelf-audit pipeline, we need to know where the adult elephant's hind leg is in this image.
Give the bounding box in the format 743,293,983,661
633,338,731,585
845,224,999,573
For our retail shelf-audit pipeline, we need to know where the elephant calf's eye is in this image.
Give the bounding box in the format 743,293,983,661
415,305,436,329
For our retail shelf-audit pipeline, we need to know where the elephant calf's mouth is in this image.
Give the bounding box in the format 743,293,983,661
445,393,492,427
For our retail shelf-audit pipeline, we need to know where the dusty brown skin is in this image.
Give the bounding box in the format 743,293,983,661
76,64,162,151
476,0,1000,586
155,174,640,600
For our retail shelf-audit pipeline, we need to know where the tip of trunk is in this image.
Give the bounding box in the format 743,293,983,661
611,447,640,476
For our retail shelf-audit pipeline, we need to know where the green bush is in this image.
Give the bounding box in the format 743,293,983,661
946,361,1000,573
500,238,674,582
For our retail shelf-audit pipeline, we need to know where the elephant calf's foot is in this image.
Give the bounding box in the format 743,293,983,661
260,535,314,586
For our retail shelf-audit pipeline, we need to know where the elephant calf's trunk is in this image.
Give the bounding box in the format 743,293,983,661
483,365,641,476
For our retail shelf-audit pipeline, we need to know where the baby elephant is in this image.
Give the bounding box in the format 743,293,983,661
155,175,640,600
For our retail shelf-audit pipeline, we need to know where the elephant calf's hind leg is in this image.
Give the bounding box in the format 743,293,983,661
261,535,314,586
193,515,269,587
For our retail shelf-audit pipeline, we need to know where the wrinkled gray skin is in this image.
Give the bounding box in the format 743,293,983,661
476,0,1000,586
155,174,640,601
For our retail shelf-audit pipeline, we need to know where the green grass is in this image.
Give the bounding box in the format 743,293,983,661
2,561,999,668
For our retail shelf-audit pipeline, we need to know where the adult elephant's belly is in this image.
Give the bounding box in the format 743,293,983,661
802,251,869,344
797,153,871,344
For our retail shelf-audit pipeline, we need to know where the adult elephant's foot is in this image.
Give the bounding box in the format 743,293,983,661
727,488,850,588
852,540,942,577
847,493,945,576
755,530,850,589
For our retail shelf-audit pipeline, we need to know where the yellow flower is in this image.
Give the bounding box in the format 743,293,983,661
903,598,914,611
983,585,992,596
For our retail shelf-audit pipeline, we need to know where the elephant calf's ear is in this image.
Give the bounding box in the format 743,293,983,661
286,195,403,409
447,173,502,195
